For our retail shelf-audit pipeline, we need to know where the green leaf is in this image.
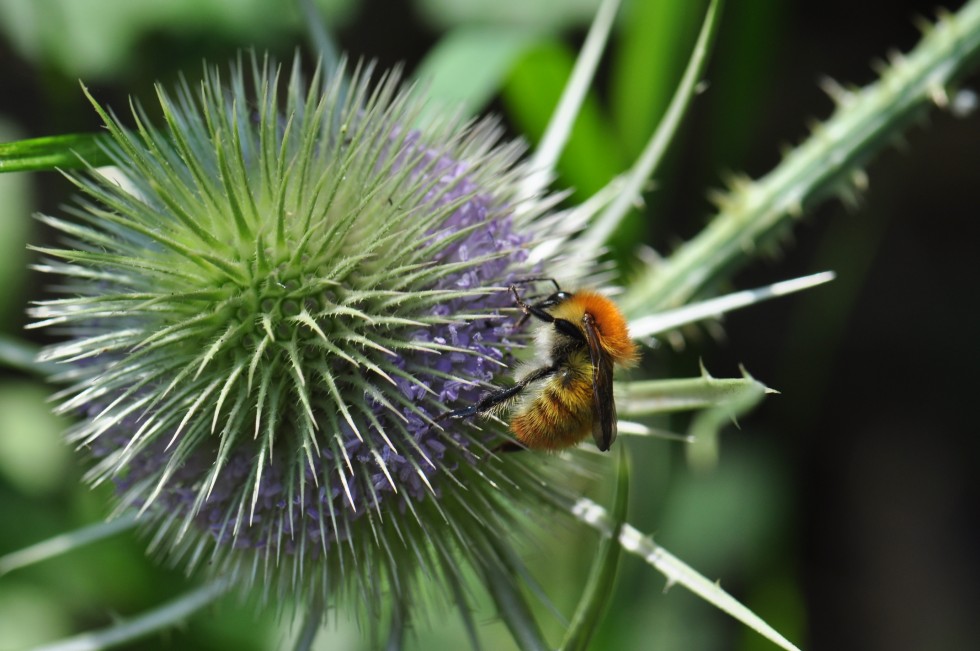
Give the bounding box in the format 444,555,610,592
560,445,629,651
503,42,625,202
0,133,109,173
415,0,602,31
571,0,725,258
415,26,540,118
610,0,708,157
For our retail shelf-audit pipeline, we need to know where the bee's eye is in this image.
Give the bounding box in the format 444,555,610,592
542,291,571,307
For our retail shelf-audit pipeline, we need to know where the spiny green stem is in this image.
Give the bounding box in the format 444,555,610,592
616,370,768,418
559,446,629,651
622,0,980,315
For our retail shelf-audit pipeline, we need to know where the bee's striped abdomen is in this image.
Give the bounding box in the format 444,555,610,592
511,369,593,450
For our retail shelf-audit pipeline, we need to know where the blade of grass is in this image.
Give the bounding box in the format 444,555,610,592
414,26,539,119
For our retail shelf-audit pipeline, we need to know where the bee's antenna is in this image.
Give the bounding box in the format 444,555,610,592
509,277,562,292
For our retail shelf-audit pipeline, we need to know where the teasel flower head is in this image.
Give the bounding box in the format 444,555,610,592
29,55,599,617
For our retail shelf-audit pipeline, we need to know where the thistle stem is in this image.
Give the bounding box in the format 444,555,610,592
622,0,980,315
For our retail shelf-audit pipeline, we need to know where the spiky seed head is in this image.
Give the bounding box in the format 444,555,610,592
30,56,596,615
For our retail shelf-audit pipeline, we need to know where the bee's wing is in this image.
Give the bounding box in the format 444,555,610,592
583,313,616,451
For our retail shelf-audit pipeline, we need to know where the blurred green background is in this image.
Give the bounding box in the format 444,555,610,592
1,1,978,650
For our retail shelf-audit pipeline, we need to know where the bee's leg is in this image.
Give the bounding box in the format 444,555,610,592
509,282,570,329
436,383,526,421
511,289,586,344
510,286,559,328
437,363,557,421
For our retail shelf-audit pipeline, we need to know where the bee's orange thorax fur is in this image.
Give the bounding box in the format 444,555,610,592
550,291,638,366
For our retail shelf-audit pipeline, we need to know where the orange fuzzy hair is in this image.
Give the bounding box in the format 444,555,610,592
551,291,638,366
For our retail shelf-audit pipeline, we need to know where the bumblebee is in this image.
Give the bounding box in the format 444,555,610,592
443,281,638,451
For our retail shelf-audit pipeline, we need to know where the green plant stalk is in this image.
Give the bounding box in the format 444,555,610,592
616,371,768,418
559,445,629,651
622,0,980,315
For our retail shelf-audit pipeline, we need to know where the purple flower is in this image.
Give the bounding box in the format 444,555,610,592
30,58,580,612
